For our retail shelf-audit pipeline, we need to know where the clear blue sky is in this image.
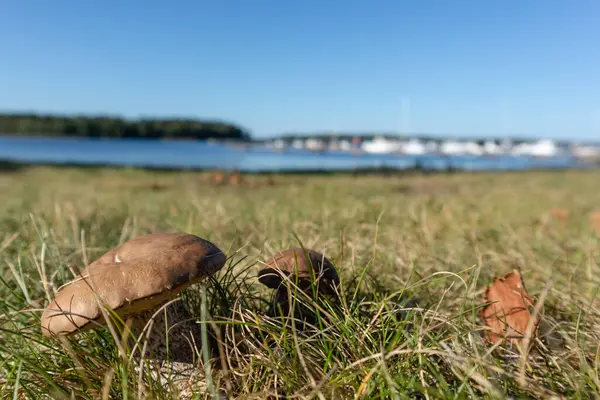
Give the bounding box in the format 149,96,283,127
1,0,599,140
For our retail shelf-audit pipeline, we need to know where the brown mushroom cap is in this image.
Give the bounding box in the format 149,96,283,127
257,248,340,293
40,232,226,337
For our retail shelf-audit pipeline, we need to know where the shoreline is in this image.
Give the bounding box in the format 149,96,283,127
0,158,595,176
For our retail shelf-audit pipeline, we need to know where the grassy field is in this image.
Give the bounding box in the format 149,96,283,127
1,166,600,399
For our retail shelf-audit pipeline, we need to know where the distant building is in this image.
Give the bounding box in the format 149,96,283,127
305,137,325,152
571,143,600,159
338,139,352,151
292,139,304,149
511,139,558,157
361,136,402,154
439,140,466,155
401,138,426,155
463,141,484,156
272,139,285,150
482,140,502,155
531,139,558,157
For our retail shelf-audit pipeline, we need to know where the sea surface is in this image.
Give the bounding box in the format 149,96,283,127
0,135,591,172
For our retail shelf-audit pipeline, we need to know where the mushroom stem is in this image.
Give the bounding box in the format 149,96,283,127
267,285,318,329
126,300,218,398
128,300,205,364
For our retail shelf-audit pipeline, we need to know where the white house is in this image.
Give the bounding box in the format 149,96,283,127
272,139,285,150
482,140,502,155
511,139,558,157
305,137,325,152
361,136,403,154
512,139,560,157
530,139,558,157
463,141,484,156
571,144,600,159
439,140,467,155
338,139,352,151
401,138,427,155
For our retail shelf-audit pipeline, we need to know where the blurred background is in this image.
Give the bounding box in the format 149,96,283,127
1,0,599,173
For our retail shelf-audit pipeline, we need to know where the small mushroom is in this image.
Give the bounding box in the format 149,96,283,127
257,248,340,326
40,232,227,395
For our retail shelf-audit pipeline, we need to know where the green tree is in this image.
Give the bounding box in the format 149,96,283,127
0,113,252,141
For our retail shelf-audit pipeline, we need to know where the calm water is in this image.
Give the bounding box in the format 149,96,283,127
0,135,589,172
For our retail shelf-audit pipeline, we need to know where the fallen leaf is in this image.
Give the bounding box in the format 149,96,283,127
481,269,539,345
229,170,243,185
550,207,569,222
211,171,225,185
590,211,600,234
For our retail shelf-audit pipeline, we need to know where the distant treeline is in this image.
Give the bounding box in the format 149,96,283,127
0,113,252,141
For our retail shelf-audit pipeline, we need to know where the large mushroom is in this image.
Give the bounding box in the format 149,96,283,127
257,248,340,326
40,232,227,395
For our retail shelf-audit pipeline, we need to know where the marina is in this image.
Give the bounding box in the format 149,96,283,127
0,135,595,172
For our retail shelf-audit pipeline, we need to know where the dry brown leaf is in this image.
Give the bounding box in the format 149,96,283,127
550,207,569,222
481,269,539,345
590,211,600,234
211,171,226,185
229,170,243,185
